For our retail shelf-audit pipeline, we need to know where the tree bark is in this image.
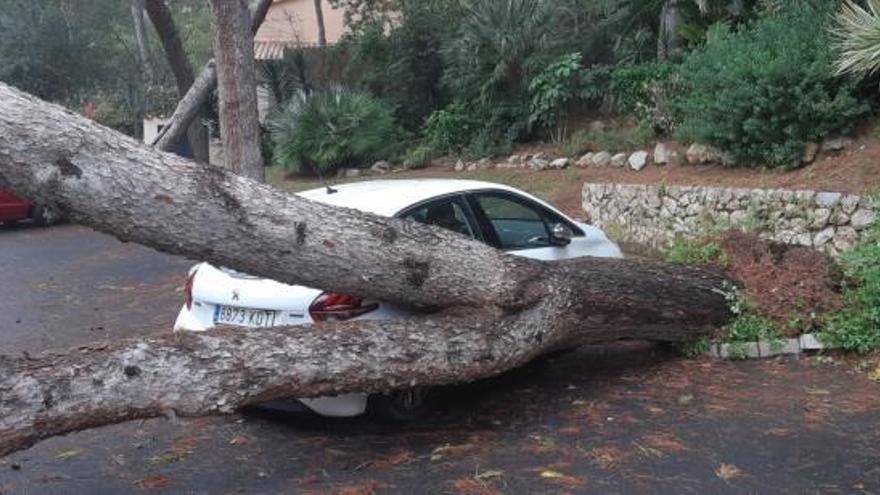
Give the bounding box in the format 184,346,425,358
151,64,217,153
658,0,684,61
314,0,328,47
144,0,195,94
150,0,272,160
0,82,733,457
131,0,155,83
144,0,209,163
209,0,264,181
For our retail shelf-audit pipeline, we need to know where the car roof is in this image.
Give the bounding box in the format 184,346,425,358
296,179,529,217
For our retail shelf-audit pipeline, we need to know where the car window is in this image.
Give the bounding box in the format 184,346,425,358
472,193,552,249
399,196,478,239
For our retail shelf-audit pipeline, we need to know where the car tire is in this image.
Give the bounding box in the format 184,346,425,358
369,387,432,422
31,205,60,226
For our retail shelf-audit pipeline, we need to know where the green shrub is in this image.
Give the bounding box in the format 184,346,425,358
674,2,869,169
270,88,404,175
561,123,654,156
608,62,679,131
726,312,784,344
662,236,730,267
423,104,479,154
724,290,784,359
528,52,606,141
674,288,784,359
403,145,433,169
823,221,880,353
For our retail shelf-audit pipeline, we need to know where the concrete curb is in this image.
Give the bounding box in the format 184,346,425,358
704,333,831,360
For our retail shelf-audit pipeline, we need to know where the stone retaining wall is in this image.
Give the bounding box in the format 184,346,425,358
582,183,877,255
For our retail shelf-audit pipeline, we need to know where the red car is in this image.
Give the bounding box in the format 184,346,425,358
0,189,59,226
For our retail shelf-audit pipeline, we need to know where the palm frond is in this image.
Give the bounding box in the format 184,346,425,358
831,0,880,78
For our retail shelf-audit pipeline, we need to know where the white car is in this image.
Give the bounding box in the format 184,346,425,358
174,179,622,418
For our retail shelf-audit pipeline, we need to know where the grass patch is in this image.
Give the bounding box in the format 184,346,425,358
822,221,880,353
661,236,730,267
560,123,654,157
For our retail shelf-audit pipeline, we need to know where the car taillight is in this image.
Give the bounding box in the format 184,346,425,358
184,271,197,310
309,292,378,322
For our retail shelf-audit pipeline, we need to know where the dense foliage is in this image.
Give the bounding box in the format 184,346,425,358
270,88,404,174
824,220,880,353
341,0,462,130
529,53,609,141
674,2,869,168
3,0,878,166
0,0,212,134
326,0,874,162
439,0,559,153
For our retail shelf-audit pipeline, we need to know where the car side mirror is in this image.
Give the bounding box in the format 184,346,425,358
550,223,573,247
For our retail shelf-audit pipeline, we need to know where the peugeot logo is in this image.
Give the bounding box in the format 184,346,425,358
232,289,240,301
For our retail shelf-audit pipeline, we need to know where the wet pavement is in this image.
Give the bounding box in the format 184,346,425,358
1,224,879,494
0,223,192,353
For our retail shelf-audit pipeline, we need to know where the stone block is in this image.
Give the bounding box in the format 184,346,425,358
758,339,801,358
576,153,594,167
815,192,842,208
799,333,824,351
851,208,876,230
629,151,649,171
592,151,612,167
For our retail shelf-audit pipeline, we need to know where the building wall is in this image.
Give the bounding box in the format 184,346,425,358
255,0,347,47
142,116,170,145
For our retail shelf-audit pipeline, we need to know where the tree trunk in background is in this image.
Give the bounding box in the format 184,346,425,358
144,0,210,163
131,0,155,83
144,0,194,93
0,82,733,457
150,0,272,162
314,0,328,47
657,0,684,60
208,0,264,182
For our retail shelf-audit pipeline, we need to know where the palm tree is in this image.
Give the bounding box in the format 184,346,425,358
603,0,760,61
657,0,758,59
313,0,327,47
658,0,685,59
445,0,555,99
832,0,880,80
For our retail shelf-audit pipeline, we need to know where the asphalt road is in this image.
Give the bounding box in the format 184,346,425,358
0,223,192,353
1,224,879,494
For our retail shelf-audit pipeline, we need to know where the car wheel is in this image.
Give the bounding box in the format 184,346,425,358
369,387,431,421
31,205,60,226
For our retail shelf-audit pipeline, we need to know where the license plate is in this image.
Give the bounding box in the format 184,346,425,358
214,305,278,328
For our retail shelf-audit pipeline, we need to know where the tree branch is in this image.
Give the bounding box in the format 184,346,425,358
151,0,272,152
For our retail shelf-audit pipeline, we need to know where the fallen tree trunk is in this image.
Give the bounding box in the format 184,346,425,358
0,258,726,458
0,83,541,310
0,82,733,457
